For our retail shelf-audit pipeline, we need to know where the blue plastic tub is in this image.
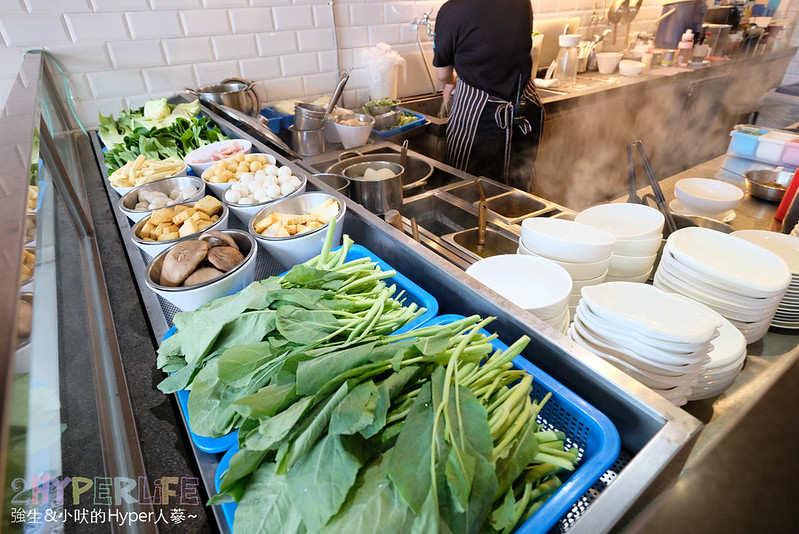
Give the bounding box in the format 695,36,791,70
425,314,621,534
728,128,769,158
162,244,438,453
372,108,426,139
261,106,294,130
213,314,620,534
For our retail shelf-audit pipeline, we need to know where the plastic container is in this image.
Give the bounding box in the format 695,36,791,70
782,139,799,167
372,108,426,139
213,314,621,534
728,127,768,158
259,107,285,133
755,131,798,164
554,34,580,85
676,29,695,66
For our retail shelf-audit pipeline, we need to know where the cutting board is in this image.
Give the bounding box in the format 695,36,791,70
533,17,582,76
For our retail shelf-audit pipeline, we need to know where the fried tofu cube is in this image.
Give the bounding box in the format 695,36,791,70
150,207,175,225
196,219,215,231
172,207,197,225
140,220,155,239
158,231,180,241
194,196,222,216
178,219,198,237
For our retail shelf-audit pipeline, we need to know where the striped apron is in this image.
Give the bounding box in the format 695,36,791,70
446,76,544,183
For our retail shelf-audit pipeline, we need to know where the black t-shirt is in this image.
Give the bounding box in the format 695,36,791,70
433,0,533,102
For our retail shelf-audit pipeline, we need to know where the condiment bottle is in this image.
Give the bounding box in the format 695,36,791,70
554,34,580,86
676,29,694,66
776,168,799,222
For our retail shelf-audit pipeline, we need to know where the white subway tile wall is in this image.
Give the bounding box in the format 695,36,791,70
0,1,796,127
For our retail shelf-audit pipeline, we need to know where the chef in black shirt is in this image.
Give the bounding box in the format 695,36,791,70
433,0,544,192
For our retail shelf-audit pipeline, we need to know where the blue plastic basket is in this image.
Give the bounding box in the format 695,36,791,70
425,315,621,534
215,444,239,528
261,106,294,130
162,244,438,453
372,108,426,139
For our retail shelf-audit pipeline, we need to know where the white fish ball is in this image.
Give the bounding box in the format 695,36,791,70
248,180,260,193
280,183,295,197
240,172,254,184
169,189,181,200
266,184,281,198
289,176,302,189
265,164,279,176
254,170,268,182
225,189,242,203
237,197,254,205
277,165,292,177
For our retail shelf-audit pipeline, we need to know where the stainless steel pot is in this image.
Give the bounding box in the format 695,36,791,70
186,78,259,116
341,161,404,215
289,126,325,157
325,152,432,192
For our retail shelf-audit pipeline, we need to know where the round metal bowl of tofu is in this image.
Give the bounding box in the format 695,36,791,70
248,192,347,269
119,176,206,223
131,196,229,259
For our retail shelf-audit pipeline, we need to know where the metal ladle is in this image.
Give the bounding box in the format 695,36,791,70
608,0,629,45
622,0,643,49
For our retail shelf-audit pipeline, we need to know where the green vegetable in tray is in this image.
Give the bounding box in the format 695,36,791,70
368,98,400,107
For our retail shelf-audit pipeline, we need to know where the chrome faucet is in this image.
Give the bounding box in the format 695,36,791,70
412,12,434,37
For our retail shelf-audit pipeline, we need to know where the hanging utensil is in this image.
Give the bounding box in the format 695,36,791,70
410,217,420,242
475,179,487,247
621,0,643,50
400,139,408,171
607,0,629,45
324,72,349,122
634,140,677,234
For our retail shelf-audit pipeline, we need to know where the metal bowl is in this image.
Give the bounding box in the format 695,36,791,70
365,99,399,116
744,169,793,203
119,176,206,223
374,110,402,131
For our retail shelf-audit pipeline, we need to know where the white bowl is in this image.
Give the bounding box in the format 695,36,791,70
518,241,611,280
521,217,616,264
333,113,375,150
249,191,347,269
109,161,188,197
608,252,657,277
201,152,278,198
618,59,645,77
131,200,229,259
570,269,609,293
184,139,253,176
613,235,663,257
730,230,799,274
596,52,622,74
224,174,308,225
144,229,257,311
575,203,664,240
119,176,206,223
605,266,653,284
466,254,572,320
674,178,744,215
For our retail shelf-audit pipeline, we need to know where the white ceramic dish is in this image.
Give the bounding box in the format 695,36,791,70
119,176,206,223
520,217,616,264
581,281,722,344
249,191,346,269
466,254,572,320
604,266,653,284
730,230,799,274
612,235,663,257
575,203,664,240
201,152,278,198
618,59,645,77
569,269,609,293
130,201,229,259
607,252,657,278
184,139,253,176
674,178,744,215
144,229,257,311
666,227,791,295
669,198,736,221
517,242,611,280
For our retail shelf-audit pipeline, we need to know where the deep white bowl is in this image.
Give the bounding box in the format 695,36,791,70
119,176,206,223
201,152,278,198
466,254,572,320
184,139,253,176
144,229,257,311
674,178,744,215
521,217,616,264
518,241,612,280
570,269,610,294
619,59,645,77
333,113,375,150
608,252,658,278
613,235,663,257
224,174,308,225
605,266,653,284
575,203,664,241
131,200,229,259
249,191,347,269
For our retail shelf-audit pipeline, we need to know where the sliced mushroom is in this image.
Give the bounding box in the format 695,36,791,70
184,266,225,286
207,246,245,272
160,240,210,287
199,230,238,250
16,298,33,343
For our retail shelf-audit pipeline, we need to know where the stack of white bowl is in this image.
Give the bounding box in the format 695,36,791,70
730,230,799,330
575,203,664,283
676,296,748,402
654,227,791,344
671,177,744,221
465,254,573,334
568,282,722,406
792,222,799,238
518,217,615,319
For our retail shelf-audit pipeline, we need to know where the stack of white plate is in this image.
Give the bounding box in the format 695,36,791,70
730,230,799,330
567,282,722,406
791,221,799,238
676,296,748,401
518,217,616,319
575,203,664,283
465,254,572,334
653,227,791,344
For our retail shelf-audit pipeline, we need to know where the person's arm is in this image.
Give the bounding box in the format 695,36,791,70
436,66,456,102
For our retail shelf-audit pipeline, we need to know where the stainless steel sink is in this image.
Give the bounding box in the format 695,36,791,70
443,228,520,260
439,176,556,223
400,194,478,235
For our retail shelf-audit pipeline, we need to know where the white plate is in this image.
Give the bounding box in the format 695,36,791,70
581,281,722,344
666,227,792,295
730,230,799,274
669,198,736,222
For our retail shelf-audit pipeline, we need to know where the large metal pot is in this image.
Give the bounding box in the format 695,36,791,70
341,161,404,215
325,152,432,192
186,78,259,116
